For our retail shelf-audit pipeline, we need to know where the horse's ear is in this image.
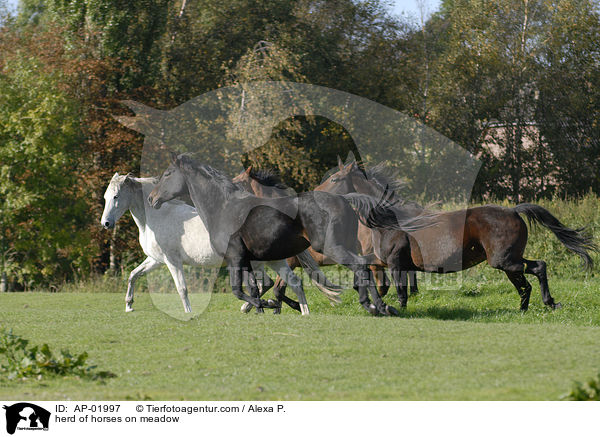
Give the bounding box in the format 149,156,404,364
345,151,356,166
113,172,119,178
337,155,344,170
245,166,252,175
124,173,140,187
170,151,178,164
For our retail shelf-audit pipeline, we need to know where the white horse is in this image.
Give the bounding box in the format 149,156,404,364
100,173,340,314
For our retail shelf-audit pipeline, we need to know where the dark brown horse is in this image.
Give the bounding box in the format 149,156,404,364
316,160,597,311
233,165,403,295
232,167,336,312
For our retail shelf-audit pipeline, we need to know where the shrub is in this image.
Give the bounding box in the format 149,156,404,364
0,328,116,381
562,373,600,400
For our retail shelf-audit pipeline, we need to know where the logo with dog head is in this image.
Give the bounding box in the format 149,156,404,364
2,403,50,434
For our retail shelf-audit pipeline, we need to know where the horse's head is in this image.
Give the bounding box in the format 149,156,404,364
148,152,189,209
315,156,362,195
101,173,140,229
232,166,254,193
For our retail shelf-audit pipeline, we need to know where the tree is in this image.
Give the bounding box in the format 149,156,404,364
536,0,600,196
0,24,92,287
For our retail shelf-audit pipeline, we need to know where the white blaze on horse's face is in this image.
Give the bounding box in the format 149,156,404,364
101,173,131,229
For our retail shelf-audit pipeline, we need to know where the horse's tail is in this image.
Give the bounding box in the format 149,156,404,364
342,188,435,232
514,203,597,270
296,250,343,305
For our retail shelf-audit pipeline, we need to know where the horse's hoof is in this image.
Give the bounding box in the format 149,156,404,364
261,299,280,309
267,299,281,309
125,307,134,313
397,300,408,308
273,307,281,315
367,304,380,316
241,302,253,313
385,305,400,316
552,302,562,309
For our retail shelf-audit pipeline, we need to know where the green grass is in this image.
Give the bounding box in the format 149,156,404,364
1,266,600,400
3,195,600,400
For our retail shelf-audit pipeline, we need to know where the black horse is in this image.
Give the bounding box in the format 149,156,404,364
317,159,597,311
148,153,427,316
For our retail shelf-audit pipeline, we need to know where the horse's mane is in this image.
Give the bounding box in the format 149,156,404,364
247,168,289,189
179,155,246,199
364,162,407,196
358,162,426,211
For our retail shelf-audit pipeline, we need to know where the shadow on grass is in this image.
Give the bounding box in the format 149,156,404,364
394,306,517,322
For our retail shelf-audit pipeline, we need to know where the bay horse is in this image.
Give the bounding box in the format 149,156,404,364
148,153,427,316
100,173,337,314
316,160,597,311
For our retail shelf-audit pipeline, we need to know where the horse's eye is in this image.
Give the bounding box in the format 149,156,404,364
114,195,119,199
331,177,339,183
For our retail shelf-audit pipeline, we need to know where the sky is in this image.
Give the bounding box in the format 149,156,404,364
389,0,441,21
4,0,441,19
5,0,16,12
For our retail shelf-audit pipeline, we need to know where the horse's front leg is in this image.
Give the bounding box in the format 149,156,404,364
245,263,264,314
389,267,408,308
271,260,308,315
228,259,276,311
241,261,278,313
371,265,390,297
126,257,161,312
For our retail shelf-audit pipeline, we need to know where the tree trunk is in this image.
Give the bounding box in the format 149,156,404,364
0,271,7,292
109,225,118,275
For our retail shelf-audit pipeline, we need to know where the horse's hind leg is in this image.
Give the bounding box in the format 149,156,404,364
260,272,275,295
164,259,192,313
504,270,532,311
125,257,161,312
409,271,419,295
524,259,561,309
271,275,301,313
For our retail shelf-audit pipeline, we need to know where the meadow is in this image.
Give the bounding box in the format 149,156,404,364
1,197,600,400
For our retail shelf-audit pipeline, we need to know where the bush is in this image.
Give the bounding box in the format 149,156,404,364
0,328,116,381
562,373,600,400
